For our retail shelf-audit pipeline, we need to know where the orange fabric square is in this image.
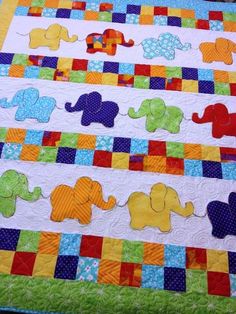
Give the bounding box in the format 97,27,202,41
84,11,99,20
77,134,96,149
98,260,121,285
20,145,40,161
223,21,236,32
9,65,25,78
6,128,26,143
139,15,154,25
181,9,195,18
18,0,31,5
214,70,229,83
45,0,59,7
143,243,164,265
184,144,202,159
38,232,60,255
150,66,166,77
86,72,103,85
143,156,166,173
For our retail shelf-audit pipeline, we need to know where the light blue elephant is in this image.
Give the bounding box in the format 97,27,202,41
141,33,192,60
0,88,56,123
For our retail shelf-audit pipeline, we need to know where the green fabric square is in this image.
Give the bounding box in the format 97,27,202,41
122,240,143,263
181,18,196,29
32,0,45,6
134,76,150,89
59,133,79,148
167,142,184,158
17,230,40,252
215,83,230,95
223,12,236,22
98,12,112,22
0,128,7,141
38,147,58,162
39,68,55,80
166,67,182,78
69,71,86,83
186,270,207,294
12,54,28,65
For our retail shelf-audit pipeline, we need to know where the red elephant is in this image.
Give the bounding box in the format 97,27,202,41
192,103,236,138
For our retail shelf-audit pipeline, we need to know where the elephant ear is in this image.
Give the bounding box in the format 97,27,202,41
45,24,61,39
149,98,166,118
150,183,167,212
74,177,93,204
11,89,25,106
215,38,230,55
0,170,19,198
87,92,102,113
23,88,39,105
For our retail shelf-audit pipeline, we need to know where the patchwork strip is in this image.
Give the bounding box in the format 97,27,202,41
15,1,236,32
0,227,235,297
0,53,236,96
0,127,235,180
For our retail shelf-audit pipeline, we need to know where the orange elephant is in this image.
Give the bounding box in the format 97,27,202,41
50,177,116,224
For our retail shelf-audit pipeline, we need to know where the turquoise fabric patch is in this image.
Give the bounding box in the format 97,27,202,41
88,60,104,72
96,135,114,151
25,130,44,145
2,143,22,160
59,234,82,256
130,138,148,154
184,160,203,177
164,245,186,268
142,265,164,289
75,149,94,165
76,257,100,282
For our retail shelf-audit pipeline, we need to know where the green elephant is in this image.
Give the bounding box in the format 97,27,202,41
128,98,183,133
0,170,42,218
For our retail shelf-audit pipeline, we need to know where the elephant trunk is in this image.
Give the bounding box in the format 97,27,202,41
65,94,86,112
91,182,116,210
60,28,78,43
18,187,42,202
121,38,134,47
192,105,214,124
0,97,15,108
128,100,149,118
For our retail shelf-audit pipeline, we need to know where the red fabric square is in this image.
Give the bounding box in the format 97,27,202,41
72,59,88,71
209,11,223,21
166,157,184,174
129,156,144,171
207,272,230,297
230,83,236,96
72,1,86,10
196,19,210,30
118,75,134,87
186,247,207,270
100,3,113,12
134,64,151,76
42,131,61,146
148,141,166,156
11,252,36,276
154,6,168,15
80,235,103,258
166,78,182,91
120,262,142,287
93,151,112,168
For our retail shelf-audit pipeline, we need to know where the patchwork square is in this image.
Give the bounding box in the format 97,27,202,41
165,245,186,268
77,134,96,149
69,71,86,84
228,252,236,274
76,257,99,282
168,16,181,27
112,152,129,169
187,270,207,294
98,260,121,285
6,128,26,143
80,235,103,258
143,156,166,173
103,62,119,73
118,63,134,75
148,141,166,156
129,155,144,171
122,240,143,263
56,147,76,164
164,267,186,292
150,77,166,89
59,133,78,148
88,60,103,72
25,130,43,145
17,230,40,252
184,160,203,177
11,252,36,276
207,271,230,297
222,163,236,180
75,149,94,166
24,66,40,79
56,8,71,18
54,255,79,279
202,161,222,179
143,243,164,266
38,147,58,162
186,247,207,270
0,228,20,251
202,146,220,162
130,138,148,154
207,249,229,273
167,142,184,158
102,238,123,261
20,145,40,161
93,150,112,167
96,135,113,151
72,59,88,71
2,143,22,160
0,250,15,274
166,157,184,175
127,5,141,15
112,13,126,23
182,68,198,80
120,262,142,287
59,234,81,255
198,81,215,94
113,137,131,153
33,254,57,277
38,232,61,255
230,274,236,297
42,131,61,146
142,265,164,289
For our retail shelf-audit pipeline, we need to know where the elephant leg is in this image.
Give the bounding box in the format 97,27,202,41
75,202,92,225
0,197,16,218
49,42,60,51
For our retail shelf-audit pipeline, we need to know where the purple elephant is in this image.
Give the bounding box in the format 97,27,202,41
65,92,119,128
207,192,236,239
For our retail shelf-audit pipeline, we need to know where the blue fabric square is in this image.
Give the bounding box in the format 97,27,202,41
56,9,71,18
127,5,141,14
168,16,181,27
119,63,134,75
182,68,198,80
0,53,14,64
165,245,186,268
210,20,224,31
75,149,94,165
96,136,113,151
2,143,22,160
88,60,104,72
154,16,168,26
24,66,40,79
55,255,79,280
42,57,58,68
142,265,164,289
0,65,10,77
184,160,203,177
86,3,99,11
130,138,148,154
70,10,85,20
198,69,214,81
229,252,236,274
150,77,166,90
222,163,236,180
203,161,222,179
0,142,3,157
230,274,236,297
113,137,131,153
198,81,215,94
0,228,20,251
164,267,186,292
76,257,100,282
25,130,43,145
59,234,81,256
103,62,119,73
56,147,76,164
42,8,57,18
126,14,139,24
15,6,29,16
112,13,126,23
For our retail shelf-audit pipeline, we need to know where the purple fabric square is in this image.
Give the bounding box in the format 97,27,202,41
167,16,181,27
182,68,198,80
56,147,76,164
150,77,166,90
198,81,215,94
0,142,3,157
127,5,141,14
54,255,79,279
112,13,126,23
113,137,131,153
0,228,20,251
164,267,186,292
42,57,58,68
202,161,222,179
103,62,119,73
56,9,71,18
228,252,236,274
0,53,14,64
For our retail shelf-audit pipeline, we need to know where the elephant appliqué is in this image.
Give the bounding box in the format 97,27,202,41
199,38,236,65
0,88,56,123
86,29,134,55
0,170,42,218
50,177,116,224
207,192,236,239
192,103,236,138
128,98,183,133
65,91,119,128
141,33,191,60
128,183,194,232
29,23,78,50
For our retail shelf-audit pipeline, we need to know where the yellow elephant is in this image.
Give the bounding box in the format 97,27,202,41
29,23,78,50
128,183,194,232
50,177,116,224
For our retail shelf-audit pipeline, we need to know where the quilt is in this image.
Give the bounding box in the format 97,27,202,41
0,0,236,313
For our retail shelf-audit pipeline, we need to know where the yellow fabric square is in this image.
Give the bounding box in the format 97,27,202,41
229,71,236,83
112,153,129,169
33,254,57,278
207,250,229,273
58,0,72,9
168,8,181,17
57,57,73,69
102,73,118,86
141,6,154,15
0,250,15,274
140,15,154,25
102,238,123,261
182,80,198,93
201,146,220,162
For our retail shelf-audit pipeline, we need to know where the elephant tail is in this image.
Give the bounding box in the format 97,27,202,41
121,39,135,47
0,97,13,108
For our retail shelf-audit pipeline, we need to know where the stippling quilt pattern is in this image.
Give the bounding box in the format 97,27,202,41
0,0,236,313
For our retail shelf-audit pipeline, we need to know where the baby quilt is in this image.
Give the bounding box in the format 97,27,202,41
0,0,236,313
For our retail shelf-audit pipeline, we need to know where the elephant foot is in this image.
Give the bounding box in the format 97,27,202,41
87,49,96,54
130,220,145,230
